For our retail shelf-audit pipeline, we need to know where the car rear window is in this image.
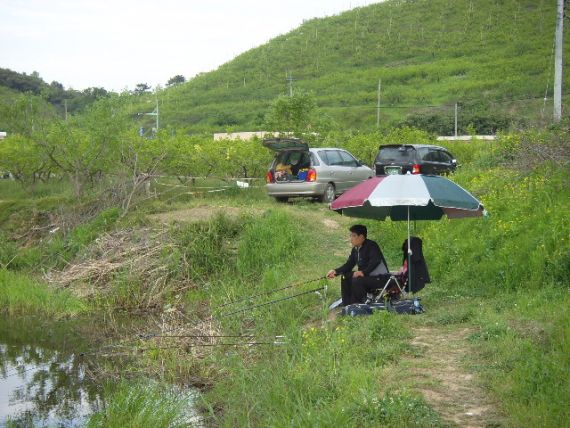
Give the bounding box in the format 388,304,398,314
376,146,416,162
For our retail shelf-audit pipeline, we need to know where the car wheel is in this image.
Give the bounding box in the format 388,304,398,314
320,183,335,203
274,196,289,203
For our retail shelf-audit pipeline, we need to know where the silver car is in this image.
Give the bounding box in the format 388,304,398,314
263,138,374,203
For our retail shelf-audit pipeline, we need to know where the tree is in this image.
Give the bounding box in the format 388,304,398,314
134,83,151,95
39,96,129,197
264,90,318,137
117,131,169,216
163,135,215,181
0,134,51,187
0,94,56,136
166,75,186,87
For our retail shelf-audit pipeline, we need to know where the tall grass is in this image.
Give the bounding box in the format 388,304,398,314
0,269,87,316
236,209,302,277
383,133,570,426
204,313,443,427
1,129,567,425
195,131,569,426
87,382,196,428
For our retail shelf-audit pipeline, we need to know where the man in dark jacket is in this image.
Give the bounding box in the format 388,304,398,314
327,225,390,306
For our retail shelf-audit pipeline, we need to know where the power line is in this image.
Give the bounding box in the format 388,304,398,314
316,93,570,110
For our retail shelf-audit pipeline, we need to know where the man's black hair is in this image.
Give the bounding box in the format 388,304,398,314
349,224,367,238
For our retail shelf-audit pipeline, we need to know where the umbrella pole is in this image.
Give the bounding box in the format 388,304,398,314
408,206,412,294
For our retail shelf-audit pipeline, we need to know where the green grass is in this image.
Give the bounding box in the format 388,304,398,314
0,178,73,201
0,269,87,316
0,129,568,426
468,288,570,427
200,312,445,427
87,381,195,428
161,129,568,426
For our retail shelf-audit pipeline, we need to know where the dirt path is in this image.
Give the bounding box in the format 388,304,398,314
407,326,502,427
148,206,250,223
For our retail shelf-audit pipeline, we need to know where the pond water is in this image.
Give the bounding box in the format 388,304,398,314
0,316,111,427
0,313,207,427
1,314,203,427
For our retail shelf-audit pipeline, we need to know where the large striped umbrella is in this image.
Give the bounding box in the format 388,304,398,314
330,174,485,292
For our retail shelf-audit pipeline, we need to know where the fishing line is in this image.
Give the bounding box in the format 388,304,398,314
135,277,327,339
92,340,287,358
216,276,326,309
89,278,327,354
218,285,327,318
139,334,283,339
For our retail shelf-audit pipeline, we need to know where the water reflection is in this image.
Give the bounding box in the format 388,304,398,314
0,316,104,427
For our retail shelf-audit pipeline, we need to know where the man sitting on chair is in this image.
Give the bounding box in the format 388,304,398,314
327,224,390,306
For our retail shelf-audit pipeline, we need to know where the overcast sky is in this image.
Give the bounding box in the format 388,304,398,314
1,0,382,92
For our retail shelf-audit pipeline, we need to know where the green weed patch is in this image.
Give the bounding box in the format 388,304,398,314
0,269,87,316
87,381,195,428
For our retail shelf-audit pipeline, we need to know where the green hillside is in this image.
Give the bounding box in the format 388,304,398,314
0,67,111,130
150,0,569,133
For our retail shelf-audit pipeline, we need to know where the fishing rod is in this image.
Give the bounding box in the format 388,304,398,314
218,285,327,318
116,278,328,345
139,334,286,339
217,276,327,309
121,333,284,342
33,280,323,362
92,340,288,357
91,334,287,356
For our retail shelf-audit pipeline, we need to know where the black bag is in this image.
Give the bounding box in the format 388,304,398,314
341,304,373,317
340,298,424,317
387,298,424,314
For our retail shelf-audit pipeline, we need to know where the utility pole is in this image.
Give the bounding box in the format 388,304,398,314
155,96,159,131
454,103,458,138
376,79,382,128
554,0,564,122
287,71,294,97
138,96,159,133
64,99,68,121
29,96,34,132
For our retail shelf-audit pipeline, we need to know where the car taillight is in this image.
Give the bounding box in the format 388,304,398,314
266,171,274,183
306,169,317,182
412,164,421,174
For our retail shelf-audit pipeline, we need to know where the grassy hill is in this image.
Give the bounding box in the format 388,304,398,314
3,0,568,135
148,0,569,133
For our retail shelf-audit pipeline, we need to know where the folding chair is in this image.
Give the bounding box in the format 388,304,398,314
365,261,408,304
